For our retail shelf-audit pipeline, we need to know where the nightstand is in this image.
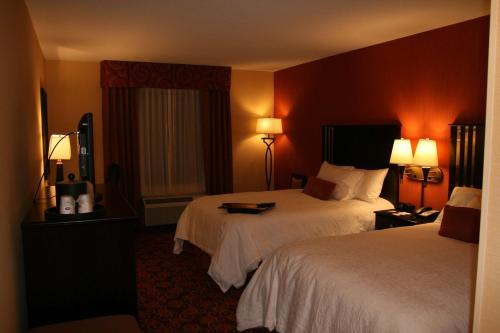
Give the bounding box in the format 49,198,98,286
374,209,434,230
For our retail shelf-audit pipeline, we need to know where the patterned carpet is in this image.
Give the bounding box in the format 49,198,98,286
136,228,269,333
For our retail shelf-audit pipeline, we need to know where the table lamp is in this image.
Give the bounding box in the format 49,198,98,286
256,118,283,191
413,138,438,207
389,138,413,183
49,134,72,182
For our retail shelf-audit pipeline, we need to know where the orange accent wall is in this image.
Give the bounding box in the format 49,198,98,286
274,16,489,209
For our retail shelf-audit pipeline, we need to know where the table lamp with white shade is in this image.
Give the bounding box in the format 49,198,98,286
389,138,413,183
49,134,72,182
413,138,438,207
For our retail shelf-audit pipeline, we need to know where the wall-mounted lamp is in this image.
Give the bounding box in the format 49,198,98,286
49,134,72,182
389,138,413,183
256,118,283,191
413,138,438,207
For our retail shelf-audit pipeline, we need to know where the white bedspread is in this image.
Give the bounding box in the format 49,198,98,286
237,223,478,333
173,189,393,292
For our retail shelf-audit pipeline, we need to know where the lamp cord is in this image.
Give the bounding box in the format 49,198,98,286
32,131,78,203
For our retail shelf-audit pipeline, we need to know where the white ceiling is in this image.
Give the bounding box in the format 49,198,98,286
25,0,490,71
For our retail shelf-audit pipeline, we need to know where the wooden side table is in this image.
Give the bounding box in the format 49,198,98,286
375,209,434,230
22,185,139,328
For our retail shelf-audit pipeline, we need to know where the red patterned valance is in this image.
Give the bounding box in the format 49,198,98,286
101,60,231,91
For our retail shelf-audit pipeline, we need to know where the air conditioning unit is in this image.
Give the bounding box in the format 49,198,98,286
142,195,203,227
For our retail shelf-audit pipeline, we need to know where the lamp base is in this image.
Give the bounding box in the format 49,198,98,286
420,167,431,207
262,137,275,191
398,165,406,183
56,161,64,183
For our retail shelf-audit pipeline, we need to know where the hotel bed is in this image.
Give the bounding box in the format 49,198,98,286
174,125,401,291
174,189,393,291
237,222,478,333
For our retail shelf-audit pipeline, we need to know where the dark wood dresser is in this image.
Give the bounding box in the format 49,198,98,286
22,185,138,328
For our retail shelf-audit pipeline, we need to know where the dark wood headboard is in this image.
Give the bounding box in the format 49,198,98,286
322,124,401,206
449,124,485,196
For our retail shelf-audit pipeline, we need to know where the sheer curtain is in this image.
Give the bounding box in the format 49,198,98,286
138,88,205,196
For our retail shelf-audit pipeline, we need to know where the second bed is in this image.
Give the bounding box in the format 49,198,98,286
174,125,400,291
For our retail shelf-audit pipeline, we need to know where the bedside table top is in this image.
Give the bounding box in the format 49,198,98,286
374,209,434,224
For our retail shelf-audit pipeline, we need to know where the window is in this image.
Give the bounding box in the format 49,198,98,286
138,88,205,196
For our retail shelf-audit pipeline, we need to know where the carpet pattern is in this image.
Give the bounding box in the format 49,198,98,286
136,229,270,333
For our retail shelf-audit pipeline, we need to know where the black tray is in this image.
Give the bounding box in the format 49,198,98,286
44,204,106,221
218,202,275,214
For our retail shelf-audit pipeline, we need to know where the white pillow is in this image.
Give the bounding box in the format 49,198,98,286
317,162,363,200
434,186,482,223
354,168,389,202
317,161,354,171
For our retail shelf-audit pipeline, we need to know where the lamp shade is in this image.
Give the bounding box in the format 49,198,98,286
256,118,283,135
48,134,71,160
413,138,438,167
389,138,413,165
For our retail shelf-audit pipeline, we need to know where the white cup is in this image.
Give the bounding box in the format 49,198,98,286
60,195,75,214
77,193,93,213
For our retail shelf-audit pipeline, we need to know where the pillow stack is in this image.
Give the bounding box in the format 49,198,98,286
316,162,362,200
354,168,388,202
302,176,336,200
434,186,482,223
437,186,482,243
310,161,388,202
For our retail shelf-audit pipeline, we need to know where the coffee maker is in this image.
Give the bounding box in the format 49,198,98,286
55,173,89,210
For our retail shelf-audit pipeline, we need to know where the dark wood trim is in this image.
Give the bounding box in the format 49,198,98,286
40,88,49,180
449,124,485,197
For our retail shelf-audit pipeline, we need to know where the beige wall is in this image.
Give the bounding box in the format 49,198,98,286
474,1,500,331
231,69,274,192
0,0,45,332
45,60,104,183
44,65,274,192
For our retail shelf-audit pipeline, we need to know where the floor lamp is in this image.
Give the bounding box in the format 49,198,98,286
413,138,439,207
256,118,283,191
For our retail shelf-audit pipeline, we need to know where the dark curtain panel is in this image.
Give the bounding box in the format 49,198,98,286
201,90,233,194
102,87,141,206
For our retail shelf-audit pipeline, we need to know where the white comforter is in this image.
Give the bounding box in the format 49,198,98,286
237,223,478,333
173,189,393,292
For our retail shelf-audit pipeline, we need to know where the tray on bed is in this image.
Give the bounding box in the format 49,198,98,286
218,202,275,214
